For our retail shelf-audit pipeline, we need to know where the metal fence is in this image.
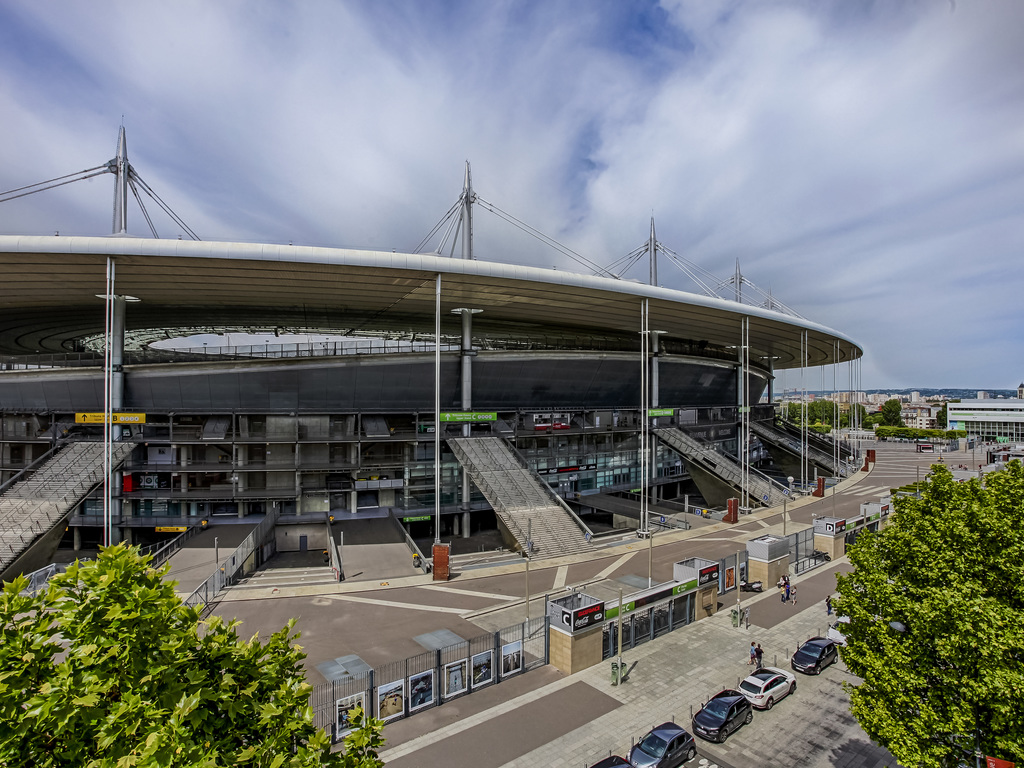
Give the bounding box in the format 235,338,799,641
310,615,549,743
182,507,281,615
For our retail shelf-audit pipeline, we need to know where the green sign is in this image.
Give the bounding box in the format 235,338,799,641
439,411,498,422
604,579,699,619
402,515,431,522
648,408,674,417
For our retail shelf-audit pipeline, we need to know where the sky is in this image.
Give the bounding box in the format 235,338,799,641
1,0,1022,391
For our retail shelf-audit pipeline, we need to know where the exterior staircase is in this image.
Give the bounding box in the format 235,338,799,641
0,441,134,576
653,427,790,507
750,420,850,477
447,437,592,559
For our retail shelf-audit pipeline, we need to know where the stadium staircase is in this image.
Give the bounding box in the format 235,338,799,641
653,427,790,507
0,441,134,576
447,437,592,559
750,420,850,477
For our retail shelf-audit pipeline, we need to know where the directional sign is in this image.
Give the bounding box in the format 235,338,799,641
76,412,146,424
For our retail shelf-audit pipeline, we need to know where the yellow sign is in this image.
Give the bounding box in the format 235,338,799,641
75,412,147,424
155,526,187,533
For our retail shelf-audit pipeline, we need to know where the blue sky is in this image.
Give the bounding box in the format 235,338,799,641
1,0,1022,390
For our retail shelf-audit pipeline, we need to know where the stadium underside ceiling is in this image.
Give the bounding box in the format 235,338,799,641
0,236,861,369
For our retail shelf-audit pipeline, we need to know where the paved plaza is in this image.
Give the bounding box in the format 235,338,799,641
202,441,943,766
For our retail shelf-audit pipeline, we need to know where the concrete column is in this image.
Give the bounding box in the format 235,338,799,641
462,511,471,538
349,489,358,513
73,526,81,551
453,515,460,536
111,296,126,530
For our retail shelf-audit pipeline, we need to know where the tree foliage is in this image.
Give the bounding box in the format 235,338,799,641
880,398,903,426
835,462,1024,767
0,544,385,768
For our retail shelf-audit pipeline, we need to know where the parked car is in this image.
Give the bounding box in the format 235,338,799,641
738,667,797,710
826,616,850,646
627,722,697,768
691,689,753,743
590,756,631,768
791,637,839,675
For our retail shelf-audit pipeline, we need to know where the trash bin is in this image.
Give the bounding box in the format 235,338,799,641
611,661,619,686
730,608,739,627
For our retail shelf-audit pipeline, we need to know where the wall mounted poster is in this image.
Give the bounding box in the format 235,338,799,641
335,693,365,737
471,650,493,688
408,670,434,712
376,679,405,722
444,659,468,697
501,640,523,676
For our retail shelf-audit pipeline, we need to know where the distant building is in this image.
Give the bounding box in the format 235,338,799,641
977,391,989,399
902,404,938,430
948,400,1024,441
1018,382,1024,399
911,391,921,402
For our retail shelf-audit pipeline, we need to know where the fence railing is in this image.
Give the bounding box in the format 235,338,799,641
310,615,549,743
182,508,281,615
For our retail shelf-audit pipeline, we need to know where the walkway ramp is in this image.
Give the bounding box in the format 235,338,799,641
447,437,591,559
0,441,134,578
750,420,849,477
653,427,790,508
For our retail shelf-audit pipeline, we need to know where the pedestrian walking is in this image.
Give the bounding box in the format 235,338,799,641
784,582,791,603
779,584,786,603
749,641,756,665
826,596,833,616
791,585,797,605
755,643,764,670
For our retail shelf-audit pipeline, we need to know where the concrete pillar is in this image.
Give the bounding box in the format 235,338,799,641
453,515,460,536
73,526,81,551
349,489,358,513
462,511,471,538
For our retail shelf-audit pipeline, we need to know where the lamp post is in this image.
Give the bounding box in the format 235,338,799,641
784,475,795,537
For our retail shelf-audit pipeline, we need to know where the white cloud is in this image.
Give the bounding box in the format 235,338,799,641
0,0,1022,388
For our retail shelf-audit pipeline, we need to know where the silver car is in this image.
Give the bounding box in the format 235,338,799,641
738,667,796,710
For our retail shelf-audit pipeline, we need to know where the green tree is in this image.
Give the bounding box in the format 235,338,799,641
834,462,1024,767
880,398,903,427
862,412,884,428
935,403,948,429
0,544,385,768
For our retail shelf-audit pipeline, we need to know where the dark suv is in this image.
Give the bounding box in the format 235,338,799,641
627,721,697,768
691,689,753,743
791,637,839,675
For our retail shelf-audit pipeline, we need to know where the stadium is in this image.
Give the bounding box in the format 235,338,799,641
0,135,862,579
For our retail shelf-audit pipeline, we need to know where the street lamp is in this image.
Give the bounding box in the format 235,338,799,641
784,475,795,537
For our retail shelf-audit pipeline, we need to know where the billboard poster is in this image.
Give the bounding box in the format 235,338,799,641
471,650,493,688
501,640,523,676
408,670,434,712
725,566,735,591
444,659,468,697
335,693,365,737
698,563,720,586
376,679,405,722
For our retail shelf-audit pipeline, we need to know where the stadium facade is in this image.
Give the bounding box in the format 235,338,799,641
0,232,861,555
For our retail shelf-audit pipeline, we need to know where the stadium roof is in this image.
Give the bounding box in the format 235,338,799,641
0,235,861,368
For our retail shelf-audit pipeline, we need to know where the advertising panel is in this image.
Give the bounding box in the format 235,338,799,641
471,651,493,688
335,693,365,737
443,659,467,697
698,563,720,586
501,640,523,676
376,680,405,722
408,670,434,712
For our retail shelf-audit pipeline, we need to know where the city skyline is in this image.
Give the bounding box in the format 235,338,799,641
1,1,1022,390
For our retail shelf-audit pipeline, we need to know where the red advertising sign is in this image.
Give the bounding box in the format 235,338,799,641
986,757,1015,768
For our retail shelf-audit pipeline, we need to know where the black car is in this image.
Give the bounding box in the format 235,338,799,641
691,689,753,743
790,637,839,675
627,721,697,768
590,757,631,768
